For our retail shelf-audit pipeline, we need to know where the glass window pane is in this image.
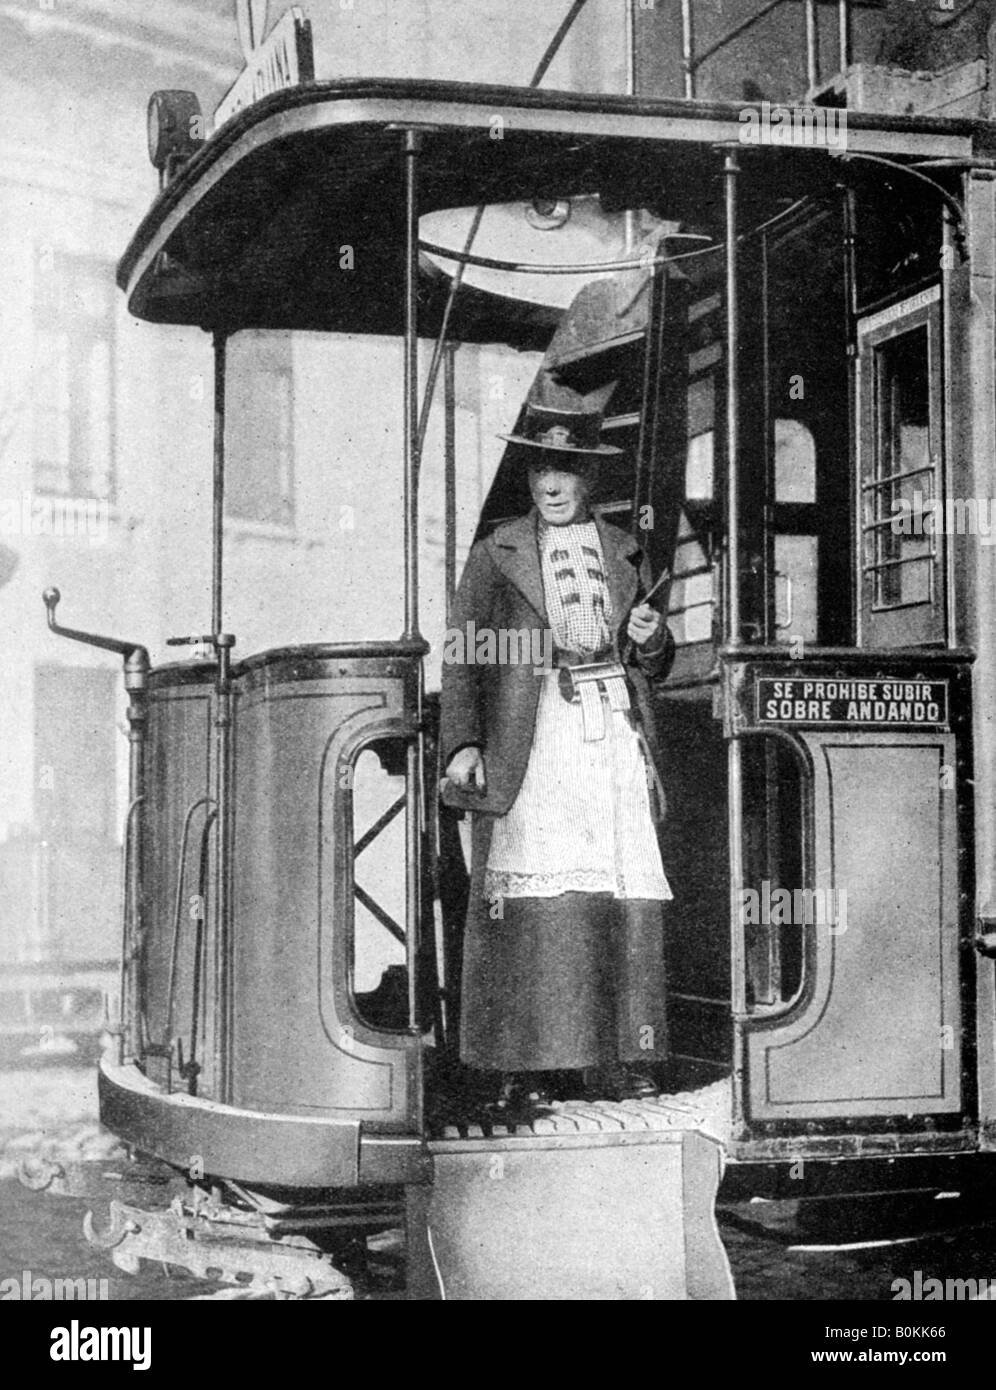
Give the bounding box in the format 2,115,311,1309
686,430,713,500
774,419,816,504
774,534,818,643
687,375,714,436
668,512,714,645
869,326,935,611
351,741,409,1032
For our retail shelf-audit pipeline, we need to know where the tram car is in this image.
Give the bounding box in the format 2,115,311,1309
32,0,996,1297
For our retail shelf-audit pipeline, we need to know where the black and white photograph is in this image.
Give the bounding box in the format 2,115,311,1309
1,0,995,1346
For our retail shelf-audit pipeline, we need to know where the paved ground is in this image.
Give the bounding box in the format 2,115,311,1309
3,1064,996,1301
719,1194,996,1301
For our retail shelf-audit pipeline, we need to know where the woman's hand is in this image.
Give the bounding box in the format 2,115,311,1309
445,746,486,792
627,603,662,648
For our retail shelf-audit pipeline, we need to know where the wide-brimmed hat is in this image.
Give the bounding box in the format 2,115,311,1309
499,403,621,457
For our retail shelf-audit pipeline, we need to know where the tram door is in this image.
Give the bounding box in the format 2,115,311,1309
735,210,852,1020
722,196,974,1156
657,212,854,1085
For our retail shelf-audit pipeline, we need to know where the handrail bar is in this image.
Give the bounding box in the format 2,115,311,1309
164,796,217,1055
118,796,145,1065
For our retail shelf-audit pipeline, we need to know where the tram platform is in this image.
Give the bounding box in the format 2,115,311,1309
430,1080,732,1142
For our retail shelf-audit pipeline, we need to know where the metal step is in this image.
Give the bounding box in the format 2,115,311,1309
434,1088,728,1141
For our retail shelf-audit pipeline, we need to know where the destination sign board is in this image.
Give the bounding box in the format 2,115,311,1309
236,0,270,61
214,7,314,131
755,676,949,729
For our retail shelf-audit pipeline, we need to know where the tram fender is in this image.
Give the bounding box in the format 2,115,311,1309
408,1127,734,1301
98,1058,363,1188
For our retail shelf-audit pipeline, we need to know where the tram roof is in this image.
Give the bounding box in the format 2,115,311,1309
119,77,983,345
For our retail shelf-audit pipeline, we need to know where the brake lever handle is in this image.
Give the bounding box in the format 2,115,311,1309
43,587,147,661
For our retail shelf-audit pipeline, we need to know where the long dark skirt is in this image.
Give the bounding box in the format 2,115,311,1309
460,891,669,1072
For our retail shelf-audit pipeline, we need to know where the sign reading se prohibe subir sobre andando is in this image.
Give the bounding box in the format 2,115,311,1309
755,676,949,729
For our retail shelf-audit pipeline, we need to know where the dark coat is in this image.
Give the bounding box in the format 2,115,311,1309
439,508,674,817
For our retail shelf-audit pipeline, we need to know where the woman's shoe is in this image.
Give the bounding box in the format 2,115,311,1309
618,1068,659,1101
583,1064,659,1102
489,1073,554,1119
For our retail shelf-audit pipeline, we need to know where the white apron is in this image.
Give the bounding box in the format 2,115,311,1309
484,670,672,902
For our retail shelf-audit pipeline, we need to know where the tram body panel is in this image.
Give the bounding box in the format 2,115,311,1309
229,650,421,1130
961,171,996,1149
723,654,975,1148
748,733,960,1118
120,647,423,1173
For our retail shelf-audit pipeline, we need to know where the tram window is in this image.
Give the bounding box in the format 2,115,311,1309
686,377,715,501
668,510,715,646
686,431,713,501
854,181,942,315
742,739,804,1009
774,534,818,643
868,327,934,609
349,739,410,1033
774,420,816,505
858,296,944,646
772,422,818,645
687,376,714,436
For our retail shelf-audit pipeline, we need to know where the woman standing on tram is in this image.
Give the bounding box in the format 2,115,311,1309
440,401,674,1115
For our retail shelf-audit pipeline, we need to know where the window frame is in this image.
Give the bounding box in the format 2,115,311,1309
343,732,413,1036
31,248,117,504
856,286,946,649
